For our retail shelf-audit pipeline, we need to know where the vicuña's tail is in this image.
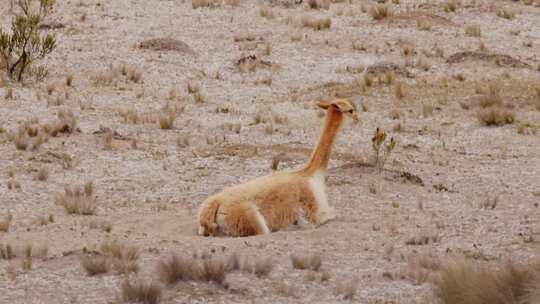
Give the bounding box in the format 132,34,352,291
198,199,220,236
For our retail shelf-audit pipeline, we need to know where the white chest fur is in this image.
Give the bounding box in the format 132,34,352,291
308,171,334,222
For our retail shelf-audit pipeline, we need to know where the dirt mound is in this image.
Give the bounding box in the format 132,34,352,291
446,51,530,68
138,38,196,54
365,62,413,78
390,11,456,26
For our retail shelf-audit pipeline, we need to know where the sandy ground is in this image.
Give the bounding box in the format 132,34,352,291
1,0,540,303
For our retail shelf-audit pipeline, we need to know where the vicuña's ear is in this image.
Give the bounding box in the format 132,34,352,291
316,100,332,109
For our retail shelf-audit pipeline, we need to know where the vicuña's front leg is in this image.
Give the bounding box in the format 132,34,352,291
302,203,336,227
317,208,336,225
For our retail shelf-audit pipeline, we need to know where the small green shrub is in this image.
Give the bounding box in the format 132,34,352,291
0,0,56,81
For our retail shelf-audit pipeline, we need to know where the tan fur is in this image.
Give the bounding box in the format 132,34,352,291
198,98,357,237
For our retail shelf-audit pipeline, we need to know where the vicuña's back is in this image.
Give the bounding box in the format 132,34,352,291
198,99,357,237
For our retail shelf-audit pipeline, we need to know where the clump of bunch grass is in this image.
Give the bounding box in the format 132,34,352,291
81,256,110,276
465,24,481,37
55,181,97,215
121,278,162,304
301,16,331,30
101,241,140,274
290,253,322,271
434,256,540,304
369,4,393,20
371,128,396,171
0,211,13,232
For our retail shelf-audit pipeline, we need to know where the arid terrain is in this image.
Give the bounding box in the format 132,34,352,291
1,0,540,303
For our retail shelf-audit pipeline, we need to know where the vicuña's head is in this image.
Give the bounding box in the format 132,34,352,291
317,98,358,122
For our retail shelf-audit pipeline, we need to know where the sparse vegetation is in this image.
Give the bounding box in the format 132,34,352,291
442,0,459,13
301,16,331,30
394,82,405,99
307,0,330,10
158,111,176,130
416,19,431,31
477,106,515,126
535,85,540,111
36,166,49,181
369,4,393,20
434,256,540,304
291,254,322,271
121,279,162,304
405,231,440,245
101,241,140,274
81,256,110,276
1,0,539,302
496,8,515,20
371,128,396,171
55,181,97,215
335,278,358,300
157,253,237,286
0,243,16,259
157,254,197,284
465,25,481,37
259,7,275,19
0,211,13,232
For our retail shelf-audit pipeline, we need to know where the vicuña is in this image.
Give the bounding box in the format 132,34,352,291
198,98,357,237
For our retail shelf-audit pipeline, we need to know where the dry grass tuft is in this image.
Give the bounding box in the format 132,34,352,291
81,256,110,276
192,0,211,9
36,214,54,226
5,87,13,99
464,83,516,126
121,279,162,304
187,82,199,94
534,85,540,111
307,0,330,10
477,107,515,126
301,16,331,30
46,109,78,137
434,256,540,304
442,0,459,13
405,230,441,246
335,277,358,300
291,253,322,271
465,24,481,37
0,243,16,259
158,253,245,286
224,0,240,6
200,256,230,285
416,18,431,31
36,166,49,181
55,182,97,215
496,7,515,20
406,252,441,285
157,254,197,284
103,129,113,150
259,6,275,19
0,211,13,232
86,219,112,232
478,83,503,108
121,65,143,83
369,4,393,20
241,256,275,277
158,111,177,130
101,241,140,274
66,74,73,87
394,82,405,99
274,281,296,297
9,121,48,151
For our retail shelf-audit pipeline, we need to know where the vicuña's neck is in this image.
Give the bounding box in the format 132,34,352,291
300,108,344,176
